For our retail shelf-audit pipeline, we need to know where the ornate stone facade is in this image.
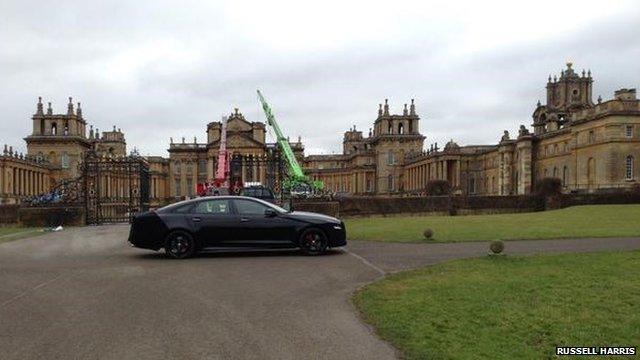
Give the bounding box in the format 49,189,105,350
1,97,128,204
148,108,304,206
305,99,424,195
306,63,640,196
405,64,640,195
2,63,638,205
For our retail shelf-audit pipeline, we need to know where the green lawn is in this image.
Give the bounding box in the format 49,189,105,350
0,226,42,244
354,251,640,360
345,205,640,243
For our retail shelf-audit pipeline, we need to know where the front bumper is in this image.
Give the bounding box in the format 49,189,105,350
327,221,347,247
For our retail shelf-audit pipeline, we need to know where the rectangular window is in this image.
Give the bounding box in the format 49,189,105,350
175,178,181,197
626,156,634,180
387,151,395,165
588,130,595,144
61,152,69,169
388,175,394,191
626,125,633,138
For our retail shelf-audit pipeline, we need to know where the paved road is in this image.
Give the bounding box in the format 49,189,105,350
1,226,639,360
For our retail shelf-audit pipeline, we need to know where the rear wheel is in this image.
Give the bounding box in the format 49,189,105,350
164,230,196,259
299,228,328,255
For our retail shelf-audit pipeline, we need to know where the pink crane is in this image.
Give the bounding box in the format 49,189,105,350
198,116,231,196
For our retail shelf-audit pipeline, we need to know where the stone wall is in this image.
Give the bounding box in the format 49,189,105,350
559,192,640,208
0,204,20,224
293,195,545,218
18,206,86,227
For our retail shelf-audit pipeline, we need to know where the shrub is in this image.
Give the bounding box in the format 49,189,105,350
535,177,562,197
490,240,504,254
426,180,451,196
423,228,434,240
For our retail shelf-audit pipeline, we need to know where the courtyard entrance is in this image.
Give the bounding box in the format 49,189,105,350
83,152,150,224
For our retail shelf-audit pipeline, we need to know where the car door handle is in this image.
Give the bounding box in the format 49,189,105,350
192,217,201,222
240,217,250,222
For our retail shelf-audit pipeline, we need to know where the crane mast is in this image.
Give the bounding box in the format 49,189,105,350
214,116,230,188
197,116,231,196
257,89,323,193
257,90,305,179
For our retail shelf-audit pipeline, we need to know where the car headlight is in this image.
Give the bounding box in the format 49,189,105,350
333,225,342,230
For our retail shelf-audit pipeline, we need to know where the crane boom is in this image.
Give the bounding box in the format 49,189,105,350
257,90,305,179
214,116,229,186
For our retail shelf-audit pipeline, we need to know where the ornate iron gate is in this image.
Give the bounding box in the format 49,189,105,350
229,148,286,195
83,152,150,224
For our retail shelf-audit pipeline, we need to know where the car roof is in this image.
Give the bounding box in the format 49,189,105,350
156,196,268,212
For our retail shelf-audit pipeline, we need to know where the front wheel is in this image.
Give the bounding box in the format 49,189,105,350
298,228,328,256
164,230,196,259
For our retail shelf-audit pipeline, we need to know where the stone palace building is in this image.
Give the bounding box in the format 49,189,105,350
1,63,638,205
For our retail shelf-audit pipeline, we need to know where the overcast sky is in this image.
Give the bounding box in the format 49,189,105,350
1,0,638,156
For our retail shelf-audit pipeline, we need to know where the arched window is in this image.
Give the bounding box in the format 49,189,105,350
51,122,57,135
64,121,69,135
626,156,634,180
40,119,45,134
398,123,404,134
387,121,393,134
173,161,181,174
553,167,558,178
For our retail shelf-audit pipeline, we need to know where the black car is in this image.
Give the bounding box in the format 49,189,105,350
128,196,346,259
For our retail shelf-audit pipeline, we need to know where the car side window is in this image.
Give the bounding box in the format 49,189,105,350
194,199,231,215
234,199,270,216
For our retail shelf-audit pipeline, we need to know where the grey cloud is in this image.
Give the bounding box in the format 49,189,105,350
0,1,638,157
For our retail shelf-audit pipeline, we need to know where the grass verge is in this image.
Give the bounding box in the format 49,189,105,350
353,251,640,359
0,226,44,244
345,204,640,243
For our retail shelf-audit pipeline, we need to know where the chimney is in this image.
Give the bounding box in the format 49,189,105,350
67,97,74,115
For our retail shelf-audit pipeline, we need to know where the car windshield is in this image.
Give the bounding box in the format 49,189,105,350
255,198,288,213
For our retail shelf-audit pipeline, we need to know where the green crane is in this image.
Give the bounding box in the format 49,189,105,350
257,89,324,194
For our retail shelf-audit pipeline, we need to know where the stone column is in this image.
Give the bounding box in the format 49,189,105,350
180,161,187,198
192,162,198,196
516,136,533,194
0,164,4,196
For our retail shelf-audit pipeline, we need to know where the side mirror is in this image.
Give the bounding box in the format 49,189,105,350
264,208,278,218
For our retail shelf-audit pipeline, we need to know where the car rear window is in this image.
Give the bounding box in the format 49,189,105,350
172,204,194,214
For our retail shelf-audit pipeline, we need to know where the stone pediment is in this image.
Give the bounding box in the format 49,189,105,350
225,133,264,148
227,117,252,132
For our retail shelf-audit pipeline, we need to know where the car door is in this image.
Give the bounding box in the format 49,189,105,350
191,198,238,247
232,198,294,246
